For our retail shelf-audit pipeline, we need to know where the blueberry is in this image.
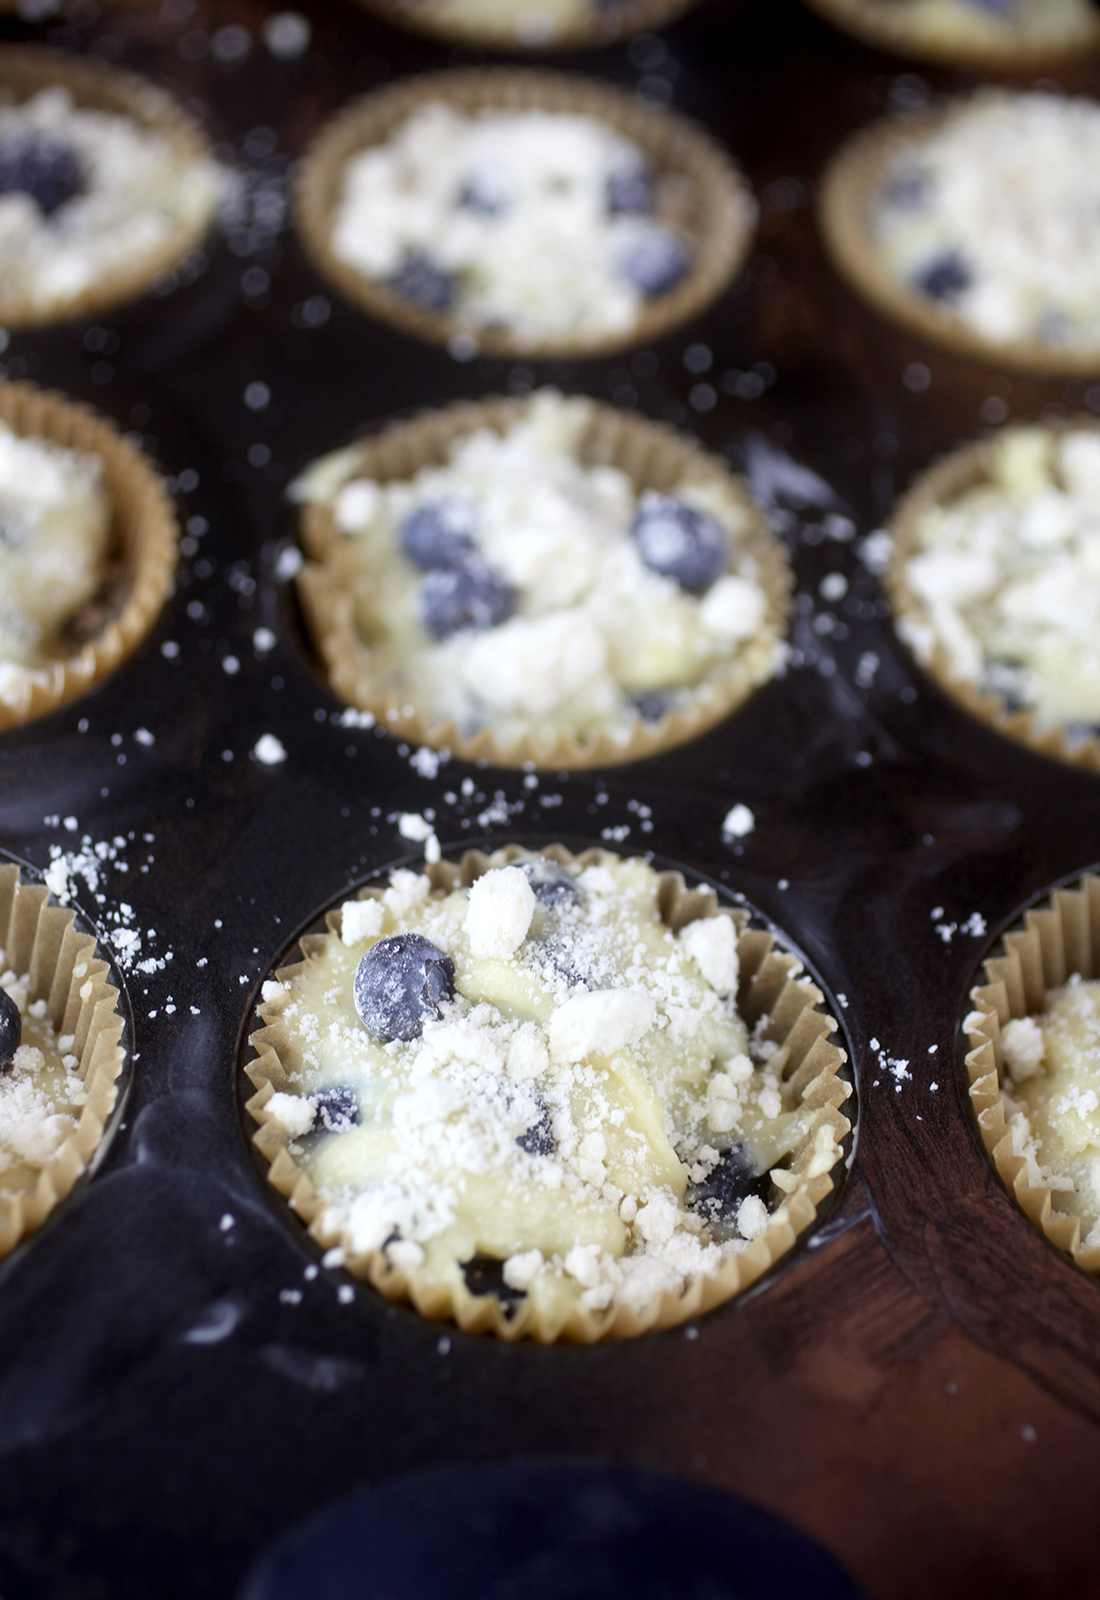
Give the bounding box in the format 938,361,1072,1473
633,691,669,724
386,251,457,314
959,0,1020,12
0,135,84,216
419,560,513,639
606,155,654,216
353,933,455,1042
884,166,930,212
0,987,20,1073
457,175,508,217
630,493,727,594
516,1100,555,1157
616,222,691,296
687,1143,772,1227
399,499,477,571
311,1084,361,1132
517,857,582,907
914,250,971,303
462,1253,525,1311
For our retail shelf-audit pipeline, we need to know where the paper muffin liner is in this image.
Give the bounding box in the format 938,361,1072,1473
885,419,1100,774
353,0,697,53
0,380,178,731
803,0,1100,71
965,873,1100,1274
294,68,756,361
0,45,219,329
0,861,128,1257
244,844,852,1343
296,392,791,771
819,101,1100,379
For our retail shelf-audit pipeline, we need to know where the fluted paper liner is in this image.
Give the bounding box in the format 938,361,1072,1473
297,393,791,770
0,380,178,731
803,0,1100,71
965,874,1100,1274
0,862,127,1256
0,45,219,328
245,845,851,1343
353,0,697,53
819,99,1100,379
294,68,756,360
886,419,1100,773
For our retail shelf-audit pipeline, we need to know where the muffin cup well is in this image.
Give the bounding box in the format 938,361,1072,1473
0,861,128,1256
819,100,1100,379
965,874,1100,1274
885,420,1100,774
354,0,697,53
295,392,792,770
803,0,1100,71
294,68,756,360
0,45,219,329
244,844,852,1343
0,381,178,731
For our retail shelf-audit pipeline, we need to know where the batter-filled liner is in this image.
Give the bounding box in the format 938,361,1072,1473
0,862,128,1256
0,380,178,731
295,392,791,771
965,874,1100,1274
245,845,851,1343
294,68,755,361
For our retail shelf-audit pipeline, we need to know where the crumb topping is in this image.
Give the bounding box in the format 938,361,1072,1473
329,102,699,346
898,425,1100,735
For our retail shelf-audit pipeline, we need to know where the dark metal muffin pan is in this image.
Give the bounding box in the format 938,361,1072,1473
2,1,1100,1596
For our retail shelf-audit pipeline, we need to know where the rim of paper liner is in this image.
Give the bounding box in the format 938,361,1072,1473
0,862,127,1257
965,874,1100,1275
819,102,1100,380
885,419,1100,774
296,394,791,771
803,0,1100,70
352,0,697,54
294,68,755,361
244,845,851,1344
0,45,218,329
0,381,178,732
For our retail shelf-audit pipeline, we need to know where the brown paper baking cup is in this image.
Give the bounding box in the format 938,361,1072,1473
294,68,755,360
803,0,1100,70
296,392,791,770
0,380,178,731
0,861,128,1256
965,874,1100,1274
0,45,218,328
354,0,697,52
885,419,1100,774
819,99,1100,379
244,845,852,1342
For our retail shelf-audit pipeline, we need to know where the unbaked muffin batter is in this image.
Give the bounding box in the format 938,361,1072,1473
1000,976,1100,1252
387,0,637,44
0,86,222,321
897,426,1100,736
840,0,1097,56
329,104,696,347
0,957,84,1199
260,855,820,1323
0,418,112,713
871,93,1100,353
294,391,778,752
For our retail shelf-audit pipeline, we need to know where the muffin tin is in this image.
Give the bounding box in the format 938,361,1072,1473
3,0,1100,1595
